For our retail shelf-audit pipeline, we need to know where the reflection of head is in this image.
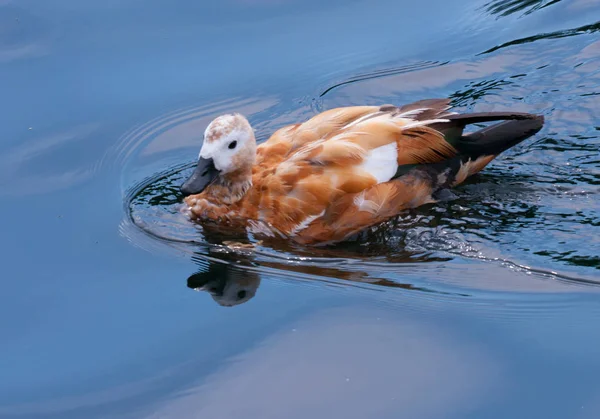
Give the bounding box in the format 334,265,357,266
187,262,260,307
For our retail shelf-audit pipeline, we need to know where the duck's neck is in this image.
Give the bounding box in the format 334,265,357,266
205,167,252,205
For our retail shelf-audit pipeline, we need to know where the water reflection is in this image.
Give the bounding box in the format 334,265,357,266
184,245,468,308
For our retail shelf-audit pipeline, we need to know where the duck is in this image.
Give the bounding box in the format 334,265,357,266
180,98,544,245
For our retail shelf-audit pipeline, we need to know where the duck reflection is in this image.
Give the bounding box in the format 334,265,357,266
185,230,466,308
187,261,261,307
186,224,262,307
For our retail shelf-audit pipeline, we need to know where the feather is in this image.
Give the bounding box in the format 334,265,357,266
311,140,367,165
396,125,457,166
298,106,379,135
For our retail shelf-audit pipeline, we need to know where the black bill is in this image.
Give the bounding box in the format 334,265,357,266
180,157,219,196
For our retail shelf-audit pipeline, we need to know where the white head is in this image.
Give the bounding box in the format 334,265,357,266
181,113,256,196
200,113,256,173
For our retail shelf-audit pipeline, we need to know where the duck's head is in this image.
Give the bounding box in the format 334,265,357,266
180,113,256,196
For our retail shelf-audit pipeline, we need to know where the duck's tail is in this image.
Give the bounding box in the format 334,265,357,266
440,111,545,158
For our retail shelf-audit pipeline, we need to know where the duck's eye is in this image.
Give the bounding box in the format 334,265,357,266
228,141,237,150
237,290,247,299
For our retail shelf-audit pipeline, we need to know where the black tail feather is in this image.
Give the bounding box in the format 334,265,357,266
456,114,544,158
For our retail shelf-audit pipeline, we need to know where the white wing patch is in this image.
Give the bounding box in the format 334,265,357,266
357,142,398,183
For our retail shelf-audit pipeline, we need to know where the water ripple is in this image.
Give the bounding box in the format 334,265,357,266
480,20,600,55
317,61,447,97
483,0,563,18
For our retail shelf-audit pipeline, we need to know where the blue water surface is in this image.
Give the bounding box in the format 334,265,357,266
1,0,600,418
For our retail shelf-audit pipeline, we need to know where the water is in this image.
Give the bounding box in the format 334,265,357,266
1,0,600,417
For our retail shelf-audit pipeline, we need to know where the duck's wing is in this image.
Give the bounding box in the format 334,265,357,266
253,99,458,232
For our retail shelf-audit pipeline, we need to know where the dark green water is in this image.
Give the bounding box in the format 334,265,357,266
1,0,599,418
